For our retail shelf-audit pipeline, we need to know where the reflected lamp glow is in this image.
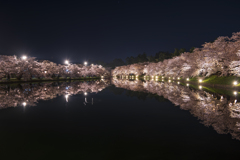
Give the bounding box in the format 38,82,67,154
187,83,189,86
65,95,69,102
234,91,238,95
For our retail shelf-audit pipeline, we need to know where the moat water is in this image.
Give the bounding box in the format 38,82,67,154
0,79,240,159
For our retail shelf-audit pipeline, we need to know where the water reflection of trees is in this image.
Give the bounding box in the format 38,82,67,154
0,80,110,109
112,79,240,141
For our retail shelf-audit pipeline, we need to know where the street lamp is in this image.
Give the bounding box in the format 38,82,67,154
22,102,27,107
65,60,69,65
233,81,238,85
84,61,88,66
22,56,27,60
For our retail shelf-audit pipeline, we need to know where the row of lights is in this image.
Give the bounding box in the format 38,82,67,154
21,55,89,66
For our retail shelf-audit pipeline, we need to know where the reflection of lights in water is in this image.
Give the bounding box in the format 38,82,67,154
84,92,87,96
233,81,238,85
65,95,69,102
199,86,202,89
187,83,189,86
234,91,238,95
235,99,237,104
22,102,27,107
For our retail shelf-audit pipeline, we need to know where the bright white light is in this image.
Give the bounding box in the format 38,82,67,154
65,60,69,64
187,78,189,81
84,92,87,96
234,91,238,95
44,71,47,73
178,77,180,80
199,79,202,83
22,56,27,60
22,102,27,107
65,95,69,102
168,80,171,82
84,61,88,66
187,83,189,86
199,86,202,89
177,82,180,84
233,81,238,85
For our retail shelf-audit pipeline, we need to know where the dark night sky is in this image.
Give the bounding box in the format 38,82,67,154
1,0,240,64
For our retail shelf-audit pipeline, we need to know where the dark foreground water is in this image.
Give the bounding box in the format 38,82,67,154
0,79,240,160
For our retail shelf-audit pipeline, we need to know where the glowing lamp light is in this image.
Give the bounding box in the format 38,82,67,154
22,102,27,107
178,77,180,80
186,78,189,81
199,86,202,89
84,92,87,96
84,61,88,66
234,91,238,95
199,79,202,83
168,80,171,82
177,82,180,84
22,56,27,60
187,83,189,86
44,71,47,73
65,60,69,64
233,81,238,85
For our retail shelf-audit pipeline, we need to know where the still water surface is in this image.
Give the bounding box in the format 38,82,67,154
0,79,240,159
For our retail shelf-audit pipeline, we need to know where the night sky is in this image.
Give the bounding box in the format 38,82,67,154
1,0,240,64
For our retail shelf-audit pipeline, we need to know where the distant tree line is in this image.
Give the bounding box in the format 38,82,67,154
94,47,195,69
112,32,240,78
